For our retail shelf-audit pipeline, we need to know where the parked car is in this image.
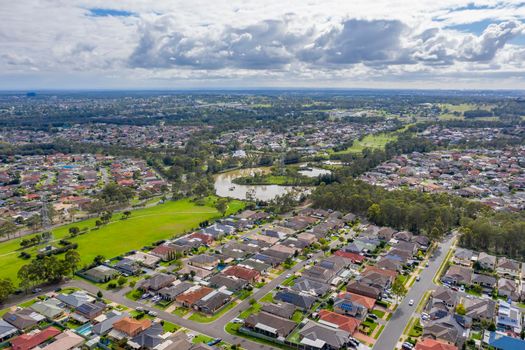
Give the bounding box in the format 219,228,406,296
207,338,222,346
408,299,414,306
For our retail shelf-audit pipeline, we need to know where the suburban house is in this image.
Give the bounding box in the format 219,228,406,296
194,289,231,314
222,265,260,282
496,300,522,334
112,317,151,338
377,227,396,241
176,286,214,308
114,258,142,275
484,331,525,350
291,277,331,297
75,301,106,320
36,330,83,350
415,338,458,350
9,326,61,350
461,297,496,323
188,254,220,270
83,265,119,283
496,257,521,278
333,292,374,319
158,282,194,301
376,257,403,272
244,312,297,339
471,273,497,291
431,287,458,311
29,298,64,320
318,310,360,335
56,291,93,308
334,250,366,264
208,274,248,292
0,319,17,342
150,245,177,261
275,290,316,310
498,278,520,301
126,251,160,268
346,270,393,300
453,248,475,267
261,302,296,319
138,273,176,292
299,320,353,350
239,259,271,273
3,309,45,331
93,310,129,335
423,314,468,347
477,252,496,270
128,322,169,349
394,231,413,242
441,265,472,286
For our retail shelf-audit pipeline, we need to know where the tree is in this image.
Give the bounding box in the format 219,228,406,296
456,303,466,316
391,275,407,304
215,198,229,216
117,276,127,286
249,298,256,306
93,255,105,265
122,211,131,219
97,290,103,298
0,278,14,302
64,250,81,275
68,226,80,236
95,220,103,228
0,220,17,240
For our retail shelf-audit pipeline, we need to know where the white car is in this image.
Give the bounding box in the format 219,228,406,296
408,299,414,306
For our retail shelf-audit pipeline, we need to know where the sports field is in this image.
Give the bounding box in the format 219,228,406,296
333,133,398,155
0,197,244,284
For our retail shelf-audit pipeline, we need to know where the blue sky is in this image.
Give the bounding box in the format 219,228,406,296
1,1,525,89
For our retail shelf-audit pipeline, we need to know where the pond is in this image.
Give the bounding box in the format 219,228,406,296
298,166,332,178
214,167,306,201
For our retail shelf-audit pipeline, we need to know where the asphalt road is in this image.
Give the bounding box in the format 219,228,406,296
372,235,456,350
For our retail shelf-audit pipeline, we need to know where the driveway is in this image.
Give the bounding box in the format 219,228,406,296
372,234,456,350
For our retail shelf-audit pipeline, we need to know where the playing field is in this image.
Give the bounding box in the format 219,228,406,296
333,133,398,155
0,197,244,284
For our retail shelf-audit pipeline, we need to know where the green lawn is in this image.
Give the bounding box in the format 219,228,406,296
239,303,261,319
173,307,190,317
371,309,385,319
0,197,244,285
260,293,274,303
333,133,397,155
162,321,179,333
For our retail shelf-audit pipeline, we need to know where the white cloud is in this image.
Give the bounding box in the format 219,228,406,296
1,0,525,88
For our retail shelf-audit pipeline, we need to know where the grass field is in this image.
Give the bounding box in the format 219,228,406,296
438,103,494,120
0,197,244,284
333,133,398,155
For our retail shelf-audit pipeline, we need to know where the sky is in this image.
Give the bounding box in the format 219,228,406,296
2,1,525,90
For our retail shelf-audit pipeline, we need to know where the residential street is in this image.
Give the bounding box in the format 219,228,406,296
372,234,456,350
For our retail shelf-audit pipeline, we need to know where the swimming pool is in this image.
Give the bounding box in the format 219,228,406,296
75,323,93,336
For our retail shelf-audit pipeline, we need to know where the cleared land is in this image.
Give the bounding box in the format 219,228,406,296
333,133,397,155
0,197,244,284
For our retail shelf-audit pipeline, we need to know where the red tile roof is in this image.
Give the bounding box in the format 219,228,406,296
415,338,458,350
337,292,376,310
223,265,260,281
318,310,360,334
334,250,366,263
11,327,61,350
363,265,398,279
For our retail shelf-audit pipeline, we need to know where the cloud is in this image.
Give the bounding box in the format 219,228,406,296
298,19,410,65
1,0,525,88
129,17,311,69
458,20,525,61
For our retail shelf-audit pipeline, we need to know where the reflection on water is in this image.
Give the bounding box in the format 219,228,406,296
214,168,306,201
298,167,332,178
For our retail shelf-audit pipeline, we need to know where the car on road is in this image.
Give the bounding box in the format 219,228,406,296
425,262,429,267
416,276,420,281
32,288,42,293
408,299,414,306
232,318,243,324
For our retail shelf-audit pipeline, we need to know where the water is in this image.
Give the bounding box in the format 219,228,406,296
75,323,93,336
298,167,332,178
214,168,306,201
